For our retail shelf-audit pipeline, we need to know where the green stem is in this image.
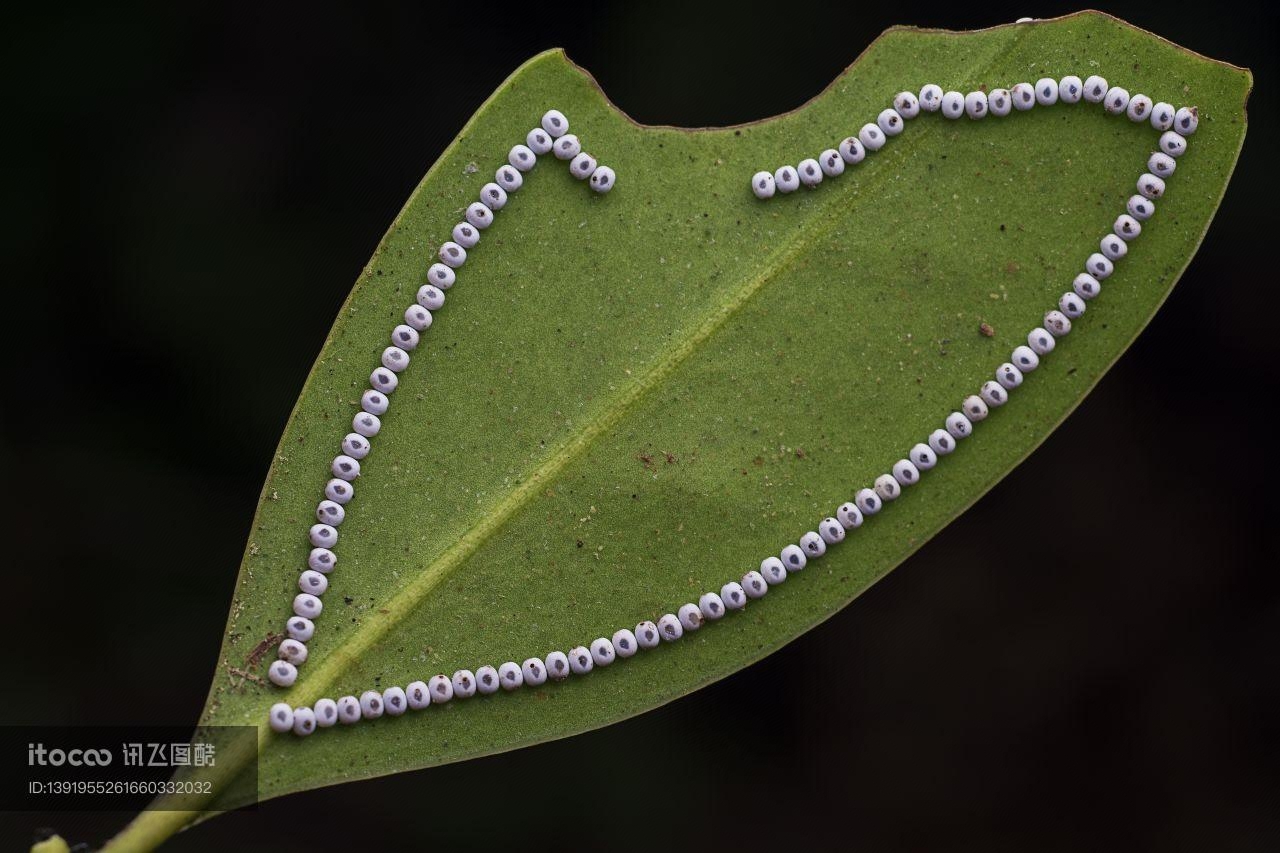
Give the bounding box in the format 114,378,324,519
100,809,199,853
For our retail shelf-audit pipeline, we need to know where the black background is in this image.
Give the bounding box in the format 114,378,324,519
4,2,1277,850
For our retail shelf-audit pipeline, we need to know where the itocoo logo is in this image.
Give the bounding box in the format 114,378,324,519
28,743,113,766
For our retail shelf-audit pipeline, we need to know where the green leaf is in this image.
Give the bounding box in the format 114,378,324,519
104,11,1249,851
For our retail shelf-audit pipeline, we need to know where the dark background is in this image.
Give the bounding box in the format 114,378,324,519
3,1,1277,850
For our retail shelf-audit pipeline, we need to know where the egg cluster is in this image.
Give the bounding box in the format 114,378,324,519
266,109,613,692
270,77,1198,735
750,74,1197,198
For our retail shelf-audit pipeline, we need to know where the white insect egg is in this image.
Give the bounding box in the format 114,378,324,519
298,569,328,596
526,127,553,155
380,346,409,374
775,165,800,193
1150,102,1175,131
479,182,508,211
1126,94,1153,122
892,458,920,486
911,443,938,470
988,88,1012,116
918,84,943,112
1086,253,1114,280
331,454,360,481
873,473,900,502
498,662,524,691
1137,173,1166,200
819,149,844,177
427,262,456,290
292,707,316,736
877,108,904,135
383,686,407,716
361,389,389,416
797,158,823,187
964,91,988,119
323,478,352,506
268,660,297,687
313,698,341,728
404,305,432,332
1174,106,1199,135
699,593,726,620
836,501,864,529
781,543,808,571
589,165,616,193
569,646,594,675
308,546,337,572
741,571,769,600
370,367,399,395
944,411,972,439
452,221,480,248
751,170,776,199
927,428,955,456
1034,77,1059,105
858,123,885,150
268,702,294,733
961,395,990,422
314,499,345,525
1127,194,1155,221
997,362,1024,390
940,90,965,119
1073,272,1102,300
800,531,827,558
545,651,571,681
591,637,617,664
1044,310,1072,337
359,690,384,719
1114,214,1142,241
287,615,315,642
428,674,454,703
760,556,787,585
352,412,382,443
406,681,431,709
612,628,640,657
854,487,881,516
337,696,361,724
720,582,747,611
476,665,500,694
1011,345,1041,373
677,603,704,631
308,523,337,548
1159,131,1187,158
1101,232,1128,262
438,242,466,269
1082,75,1108,103
293,593,322,619
569,151,597,180
391,324,420,351
495,165,524,195
819,516,846,544
1011,82,1036,111
658,613,684,641
635,620,662,648
465,202,492,231
507,144,536,172
541,109,569,137
521,658,547,686
452,670,476,698
1148,151,1177,178
1058,75,1083,103
553,134,582,161
1059,291,1086,319
1104,86,1130,114
893,91,920,118
839,137,866,165
340,433,369,461
979,381,1007,407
